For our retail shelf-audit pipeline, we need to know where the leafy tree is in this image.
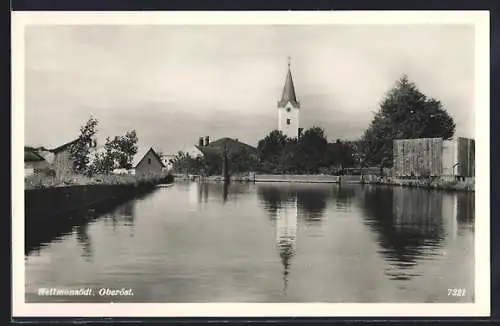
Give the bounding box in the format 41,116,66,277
361,75,456,167
294,126,328,173
69,116,98,173
87,130,139,175
257,130,290,163
104,130,139,169
324,139,356,172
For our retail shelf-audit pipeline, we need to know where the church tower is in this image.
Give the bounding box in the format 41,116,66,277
277,57,301,139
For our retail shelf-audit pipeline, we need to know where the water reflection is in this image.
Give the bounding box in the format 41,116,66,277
223,182,229,203
75,223,92,261
26,183,475,303
296,186,329,222
26,191,147,254
358,186,459,281
332,184,357,210
257,184,334,222
194,181,254,205
275,197,298,294
457,192,475,230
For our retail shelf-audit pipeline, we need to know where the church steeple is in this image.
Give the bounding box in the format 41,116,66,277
278,57,300,109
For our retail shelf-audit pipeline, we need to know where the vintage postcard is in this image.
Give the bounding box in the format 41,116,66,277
12,11,490,317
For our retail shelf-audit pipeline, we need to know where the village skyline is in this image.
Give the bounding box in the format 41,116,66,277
25,24,475,154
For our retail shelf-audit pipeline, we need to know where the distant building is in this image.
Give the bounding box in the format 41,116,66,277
277,57,301,139
393,137,475,179
24,147,49,177
195,136,258,157
134,147,165,177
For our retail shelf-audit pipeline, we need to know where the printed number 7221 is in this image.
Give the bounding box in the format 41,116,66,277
448,288,466,296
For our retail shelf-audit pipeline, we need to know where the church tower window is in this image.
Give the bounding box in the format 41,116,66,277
286,119,291,125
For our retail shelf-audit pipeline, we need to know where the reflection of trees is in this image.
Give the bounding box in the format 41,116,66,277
331,184,357,210
26,192,151,255
257,184,333,222
358,186,446,281
197,182,209,204
257,186,295,219
196,182,252,204
296,187,329,222
75,223,92,261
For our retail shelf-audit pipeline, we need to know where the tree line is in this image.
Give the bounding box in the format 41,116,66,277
171,75,456,176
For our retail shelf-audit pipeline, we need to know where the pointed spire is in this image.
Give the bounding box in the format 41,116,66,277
278,57,300,109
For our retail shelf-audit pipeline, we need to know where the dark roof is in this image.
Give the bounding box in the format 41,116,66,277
197,138,258,156
24,147,46,162
134,147,166,168
49,139,79,153
277,67,300,109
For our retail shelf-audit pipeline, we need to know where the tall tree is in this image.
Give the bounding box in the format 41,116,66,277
361,75,456,167
295,126,328,173
69,116,98,173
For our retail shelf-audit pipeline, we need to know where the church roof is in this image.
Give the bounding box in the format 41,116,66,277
277,63,300,109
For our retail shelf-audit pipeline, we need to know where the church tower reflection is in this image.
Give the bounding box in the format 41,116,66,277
275,197,298,294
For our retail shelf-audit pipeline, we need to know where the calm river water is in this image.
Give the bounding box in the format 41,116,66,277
25,182,475,303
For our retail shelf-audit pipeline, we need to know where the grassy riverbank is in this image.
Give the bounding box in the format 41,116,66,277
25,172,171,190
364,176,475,192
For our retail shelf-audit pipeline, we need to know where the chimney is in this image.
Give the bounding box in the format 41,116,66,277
205,136,210,146
198,137,204,147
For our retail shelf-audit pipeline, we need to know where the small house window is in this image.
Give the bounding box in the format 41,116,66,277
148,158,151,164
286,119,291,125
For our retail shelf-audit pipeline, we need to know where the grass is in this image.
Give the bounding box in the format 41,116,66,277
25,171,170,190
366,176,475,192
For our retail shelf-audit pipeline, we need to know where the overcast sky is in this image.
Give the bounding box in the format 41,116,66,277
25,24,475,154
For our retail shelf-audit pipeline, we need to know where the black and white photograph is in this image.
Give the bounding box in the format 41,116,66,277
12,11,490,317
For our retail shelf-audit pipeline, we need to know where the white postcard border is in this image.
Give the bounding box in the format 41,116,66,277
12,10,490,318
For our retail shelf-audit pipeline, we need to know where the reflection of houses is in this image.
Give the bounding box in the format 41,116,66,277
133,147,165,177
275,197,298,292
393,137,475,179
392,187,444,237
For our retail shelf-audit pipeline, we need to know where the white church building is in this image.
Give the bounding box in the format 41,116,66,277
277,58,302,139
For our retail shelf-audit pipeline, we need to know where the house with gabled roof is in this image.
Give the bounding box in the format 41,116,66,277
133,147,166,177
24,147,49,177
47,139,79,177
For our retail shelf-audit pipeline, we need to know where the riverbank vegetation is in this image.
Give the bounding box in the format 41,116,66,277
25,171,169,190
365,176,474,192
